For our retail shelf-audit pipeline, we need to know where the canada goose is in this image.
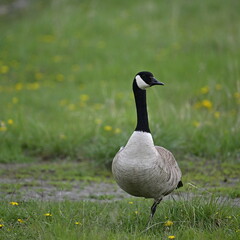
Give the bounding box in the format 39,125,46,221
112,71,183,218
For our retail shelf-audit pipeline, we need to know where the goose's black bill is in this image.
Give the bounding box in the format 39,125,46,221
150,77,164,86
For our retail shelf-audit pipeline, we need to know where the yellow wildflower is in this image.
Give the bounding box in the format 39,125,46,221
12,97,19,104
168,236,175,239
9,201,19,206
53,55,63,63
128,201,133,204
104,125,112,131
80,94,89,102
68,104,76,111
17,219,24,223
93,103,103,110
0,121,7,132
200,86,209,94
40,35,55,43
7,119,14,125
193,102,202,109
0,224,4,228
75,221,81,225
44,213,52,217
56,74,64,82
35,72,43,80
95,119,102,125
214,111,220,119
72,64,80,72
79,102,86,108
59,134,66,140
1,65,9,74
201,99,212,109
59,99,68,106
15,83,23,91
164,220,174,227
134,211,138,215
234,92,240,104
27,82,40,90
192,121,200,128
114,128,121,134
215,84,222,90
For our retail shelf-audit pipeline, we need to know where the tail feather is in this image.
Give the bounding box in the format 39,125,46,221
176,180,183,189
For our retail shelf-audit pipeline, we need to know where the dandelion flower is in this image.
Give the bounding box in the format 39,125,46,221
192,121,200,128
12,97,19,104
95,119,102,125
7,119,14,125
234,92,240,99
35,72,43,80
75,221,81,225
214,111,220,119
215,84,222,90
9,202,19,206
27,82,40,90
128,201,133,204
59,134,66,140
168,236,175,239
44,213,52,217
193,102,202,109
15,83,23,91
68,104,76,111
0,224,4,228
1,65,9,74
164,220,174,227
114,128,121,134
0,121,7,132
200,86,209,94
59,99,68,106
104,125,112,131
72,64,80,72
40,35,55,43
80,94,89,102
53,55,63,63
234,92,240,104
17,219,24,223
93,103,103,110
56,74,64,82
201,99,212,109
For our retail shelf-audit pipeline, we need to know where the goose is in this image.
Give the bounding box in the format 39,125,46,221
112,71,183,218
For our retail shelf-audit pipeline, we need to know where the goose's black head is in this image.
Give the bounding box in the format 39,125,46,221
134,71,164,90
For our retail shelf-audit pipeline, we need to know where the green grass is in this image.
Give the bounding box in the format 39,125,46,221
0,1,240,239
0,0,239,165
0,197,239,240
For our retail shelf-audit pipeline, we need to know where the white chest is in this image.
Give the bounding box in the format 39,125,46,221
117,131,158,166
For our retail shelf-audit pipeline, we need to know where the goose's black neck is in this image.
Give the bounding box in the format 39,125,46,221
133,80,151,133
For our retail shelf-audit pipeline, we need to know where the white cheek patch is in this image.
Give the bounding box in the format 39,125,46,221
135,75,150,90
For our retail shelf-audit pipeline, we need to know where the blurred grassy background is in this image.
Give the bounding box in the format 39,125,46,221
0,0,239,165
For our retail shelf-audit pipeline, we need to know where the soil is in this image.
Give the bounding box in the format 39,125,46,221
1,176,239,207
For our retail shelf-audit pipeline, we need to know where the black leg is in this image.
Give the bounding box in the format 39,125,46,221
150,198,162,218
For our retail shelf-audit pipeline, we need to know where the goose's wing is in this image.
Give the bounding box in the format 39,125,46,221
155,146,183,190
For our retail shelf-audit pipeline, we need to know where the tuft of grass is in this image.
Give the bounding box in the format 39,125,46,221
0,197,239,240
